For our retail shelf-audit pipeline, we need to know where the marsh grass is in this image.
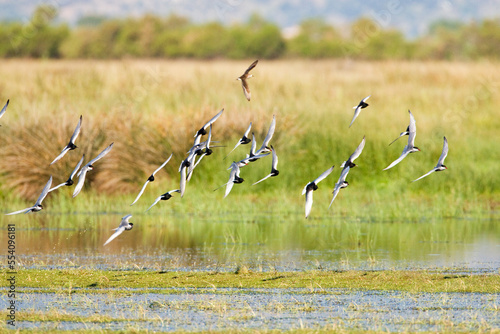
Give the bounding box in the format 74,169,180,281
3,269,499,293
16,310,117,323
0,59,498,219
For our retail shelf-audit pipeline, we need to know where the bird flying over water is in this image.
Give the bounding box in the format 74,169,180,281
234,133,269,166
255,115,276,155
178,147,199,198
224,122,252,160
214,161,246,198
388,125,410,146
329,166,350,208
0,99,9,125
73,142,114,198
103,214,133,246
329,137,365,207
235,152,270,168
146,189,180,212
49,154,85,192
6,176,53,215
247,132,258,161
187,125,214,182
237,60,258,101
349,95,370,128
252,145,279,185
225,162,244,198
413,136,448,182
383,110,420,170
130,154,172,206
50,115,83,165
302,166,334,218
194,108,224,140
340,136,366,171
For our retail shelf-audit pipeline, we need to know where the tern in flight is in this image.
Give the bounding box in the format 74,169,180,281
237,60,258,101
247,133,258,161
224,162,244,198
234,133,270,166
340,136,366,171
329,166,350,208
388,125,410,146
235,152,270,168
383,110,420,170
255,115,276,155
179,148,199,197
194,108,224,140
330,137,365,207
214,161,246,198
252,145,279,185
0,99,9,125
103,214,133,246
349,95,370,128
146,189,181,211
73,142,114,197
224,122,252,159
50,115,83,165
187,125,214,182
6,176,53,215
302,165,334,218
49,155,85,192
130,154,172,206
413,136,448,182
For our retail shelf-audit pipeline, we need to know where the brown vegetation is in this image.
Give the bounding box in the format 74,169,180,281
0,59,498,204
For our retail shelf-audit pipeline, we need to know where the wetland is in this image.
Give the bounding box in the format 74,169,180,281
0,59,499,332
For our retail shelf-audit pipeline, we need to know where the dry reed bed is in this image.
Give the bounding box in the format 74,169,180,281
0,59,498,201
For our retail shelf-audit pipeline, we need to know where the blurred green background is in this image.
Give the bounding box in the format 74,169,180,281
3,5,500,60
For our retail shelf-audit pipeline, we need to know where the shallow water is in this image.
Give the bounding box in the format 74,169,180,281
2,212,499,332
7,289,500,332
2,212,499,272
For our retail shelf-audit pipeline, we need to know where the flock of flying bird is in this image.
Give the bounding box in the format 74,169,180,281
1,59,449,245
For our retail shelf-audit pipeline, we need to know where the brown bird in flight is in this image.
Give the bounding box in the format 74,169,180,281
237,60,258,101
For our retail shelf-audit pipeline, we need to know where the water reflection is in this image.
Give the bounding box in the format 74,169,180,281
2,212,499,272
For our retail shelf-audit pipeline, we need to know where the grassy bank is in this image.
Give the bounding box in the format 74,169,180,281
3,269,499,294
0,59,499,219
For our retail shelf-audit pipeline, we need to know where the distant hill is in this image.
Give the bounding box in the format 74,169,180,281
2,0,500,38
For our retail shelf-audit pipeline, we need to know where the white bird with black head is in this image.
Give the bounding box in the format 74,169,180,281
194,108,224,141
302,166,334,218
130,154,172,206
103,214,134,246
224,122,252,160
383,110,420,170
73,142,114,198
50,115,83,165
252,145,279,185
413,136,448,182
6,176,53,215
146,189,181,212
349,95,370,128
49,154,85,192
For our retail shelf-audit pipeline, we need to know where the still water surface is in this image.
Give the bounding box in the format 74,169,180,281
3,212,498,272
12,289,500,332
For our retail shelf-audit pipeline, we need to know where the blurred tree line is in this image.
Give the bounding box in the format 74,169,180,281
2,5,500,60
